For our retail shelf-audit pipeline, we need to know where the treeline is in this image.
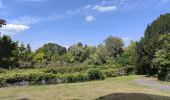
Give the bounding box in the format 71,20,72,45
0,34,136,69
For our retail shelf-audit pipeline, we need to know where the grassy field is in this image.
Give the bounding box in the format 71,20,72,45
0,75,170,100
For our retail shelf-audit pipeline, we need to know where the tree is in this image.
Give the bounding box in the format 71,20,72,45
0,19,6,27
36,43,67,61
33,51,45,62
0,35,18,69
152,33,170,81
26,44,31,53
67,42,88,63
105,36,124,57
136,13,170,75
18,42,26,60
86,45,108,65
118,41,137,66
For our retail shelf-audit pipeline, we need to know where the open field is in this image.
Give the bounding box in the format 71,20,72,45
0,75,170,100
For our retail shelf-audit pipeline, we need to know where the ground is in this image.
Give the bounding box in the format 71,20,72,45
0,75,170,100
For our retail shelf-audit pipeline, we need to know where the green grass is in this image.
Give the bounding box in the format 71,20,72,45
0,75,170,100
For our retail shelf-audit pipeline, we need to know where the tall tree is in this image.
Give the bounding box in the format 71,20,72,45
136,13,170,75
152,33,170,80
105,36,124,57
68,42,88,63
0,35,18,69
36,43,67,61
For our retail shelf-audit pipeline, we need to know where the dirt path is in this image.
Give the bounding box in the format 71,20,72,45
134,78,170,93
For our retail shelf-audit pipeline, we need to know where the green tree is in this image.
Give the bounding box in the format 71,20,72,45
105,36,124,57
36,43,66,61
68,42,88,63
0,35,18,69
136,14,170,75
152,33,170,81
18,42,26,60
118,41,137,66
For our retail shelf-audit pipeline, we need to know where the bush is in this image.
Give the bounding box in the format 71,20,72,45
87,68,105,80
43,66,88,74
123,65,136,75
0,72,57,87
64,73,89,83
18,61,35,69
102,69,118,77
157,68,170,81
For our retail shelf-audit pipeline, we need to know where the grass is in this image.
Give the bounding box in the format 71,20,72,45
0,75,170,100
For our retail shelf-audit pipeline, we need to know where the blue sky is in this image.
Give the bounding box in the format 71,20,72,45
0,0,170,50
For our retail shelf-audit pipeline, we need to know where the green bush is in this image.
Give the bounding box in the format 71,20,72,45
64,73,88,83
123,65,136,75
18,61,35,69
102,69,118,77
42,65,118,74
87,68,105,80
42,66,89,74
0,72,57,87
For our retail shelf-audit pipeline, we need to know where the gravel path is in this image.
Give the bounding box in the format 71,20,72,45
135,78,170,92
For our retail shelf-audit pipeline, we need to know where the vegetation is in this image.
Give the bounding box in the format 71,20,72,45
0,13,170,88
136,13,170,81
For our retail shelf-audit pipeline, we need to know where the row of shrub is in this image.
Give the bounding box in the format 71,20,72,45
42,65,119,74
0,65,118,74
0,65,136,87
0,68,106,87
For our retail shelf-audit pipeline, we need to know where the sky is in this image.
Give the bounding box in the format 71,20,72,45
0,0,170,50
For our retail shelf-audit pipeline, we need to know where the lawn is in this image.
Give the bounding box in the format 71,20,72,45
0,75,170,100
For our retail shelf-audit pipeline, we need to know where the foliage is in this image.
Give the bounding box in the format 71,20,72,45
67,42,89,63
64,73,89,83
122,65,136,75
87,68,105,80
118,41,137,66
152,34,170,81
102,69,118,77
35,43,66,61
105,36,124,57
136,14,170,75
0,35,18,69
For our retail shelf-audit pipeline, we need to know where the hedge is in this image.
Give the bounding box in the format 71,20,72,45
0,70,105,87
0,66,134,87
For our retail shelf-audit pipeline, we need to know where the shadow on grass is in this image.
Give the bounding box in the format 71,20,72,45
95,93,170,100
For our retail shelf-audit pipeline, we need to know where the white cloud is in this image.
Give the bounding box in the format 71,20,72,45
9,16,42,25
85,16,95,22
0,24,30,35
92,5,117,12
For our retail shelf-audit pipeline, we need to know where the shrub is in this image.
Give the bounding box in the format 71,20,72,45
64,73,88,83
42,66,89,74
102,69,118,77
18,61,35,69
123,65,136,75
0,72,57,87
87,68,105,80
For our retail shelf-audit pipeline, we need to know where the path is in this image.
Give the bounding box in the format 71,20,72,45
135,77,170,93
